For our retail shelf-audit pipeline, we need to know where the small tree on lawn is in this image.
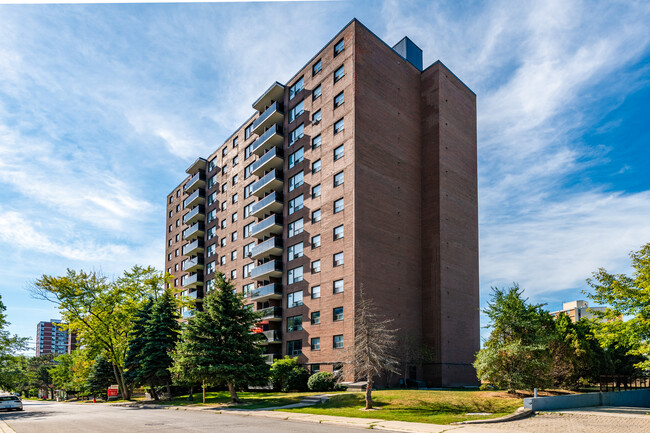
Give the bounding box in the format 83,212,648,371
170,272,269,403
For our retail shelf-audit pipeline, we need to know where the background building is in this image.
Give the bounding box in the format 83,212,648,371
551,300,608,323
164,19,479,387
35,319,77,357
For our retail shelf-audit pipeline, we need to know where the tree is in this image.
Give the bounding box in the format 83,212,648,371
28,354,56,398
474,284,555,393
270,357,309,392
49,354,75,395
0,355,31,395
0,294,28,362
395,331,435,386
86,354,115,399
348,286,398,409
31,266,164,399
170,272,269,403
586,242,650,370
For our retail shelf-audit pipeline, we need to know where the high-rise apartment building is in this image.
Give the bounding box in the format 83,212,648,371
164,19,479,386
35,319,77,357
551,300,608,323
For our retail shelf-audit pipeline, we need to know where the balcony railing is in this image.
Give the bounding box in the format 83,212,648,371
252,147,284,177
183,171,206,193
185,290,199,299
251,192,283,219
182,239,204,256
250,236,282,260
183,189,205,209
250,214,283,239
252,102,284,135
262,330,282,343
182,256,204,272
251,169,283,198
182,273,203,287
250,260,282,280
250,283,282,301
182,222,204,241
182,205,204,225
252,124,284,157
262,353,281,364
258,306,282,321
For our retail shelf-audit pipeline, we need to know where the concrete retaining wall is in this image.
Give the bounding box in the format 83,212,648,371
524,389,650,411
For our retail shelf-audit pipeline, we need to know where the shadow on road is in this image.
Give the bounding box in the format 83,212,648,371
0,409,52,420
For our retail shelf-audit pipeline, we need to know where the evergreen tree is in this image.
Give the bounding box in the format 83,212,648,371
171,272,269,403
124,298,154,395
86,354,115,399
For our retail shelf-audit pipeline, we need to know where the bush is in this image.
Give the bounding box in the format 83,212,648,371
286,367,310,391
308,371,336,392
270,356,310,392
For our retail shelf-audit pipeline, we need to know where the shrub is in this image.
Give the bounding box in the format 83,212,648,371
286,366,310,391
308,371,336,392
270,356,310,392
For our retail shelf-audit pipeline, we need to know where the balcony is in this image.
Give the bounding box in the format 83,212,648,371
183,171,206,194
252,124,284,157
182,239,204,256
260,330,282,345
251,214,283,240
250,283,283,302
252,82,285,113
262,353,281,364
183,273,203,288
185,158,207,175
182,256,204,273
252,147,284,178
183,189,205,209
185,290,199,299
251,192,283,219
250,260,282,281
182,222,204,242
258,306,283,321
252,102,284,136
251,169,283,198
250,237,282,260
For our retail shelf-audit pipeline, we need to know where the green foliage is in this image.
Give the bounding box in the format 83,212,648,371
49,354,75,391
308,371,337,392
285,366,310,392
124,298,154,385
474,284,555,392
0,294,28,368
586,242,650,370
270,356,299,391
170,272,269,402
0,355,31,394
86,354,115,396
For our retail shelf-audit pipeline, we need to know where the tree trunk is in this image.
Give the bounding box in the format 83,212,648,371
111,363,131,400
202,379,206,404
227,382,239,403
149,382,159,401
365,378,373,410
166,381,172,401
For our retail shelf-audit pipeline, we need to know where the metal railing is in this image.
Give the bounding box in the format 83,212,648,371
600,375,650,392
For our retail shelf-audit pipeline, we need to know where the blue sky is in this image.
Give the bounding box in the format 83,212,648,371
1,0,649,351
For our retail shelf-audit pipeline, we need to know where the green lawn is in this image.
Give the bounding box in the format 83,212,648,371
156,390,339,409
280,390,523,425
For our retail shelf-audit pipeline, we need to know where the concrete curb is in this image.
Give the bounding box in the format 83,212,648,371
452,407,533,425
0,420,17,433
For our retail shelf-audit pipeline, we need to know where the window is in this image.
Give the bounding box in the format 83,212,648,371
243,262,254,278
169,210,173,218
167,253,172,261
244,182,254,198
244,222,255,238
208,209,217,223
221,165,228,175
231,231,238,242
311,285,321,299
244,202,254,219
220,237,227,247
222,146,228,157
312,134,321,149
207,226,217,240
334,252,344,267
207,244,216,257
313,84,321,100
233,136,239,147
287,340,302,356
333,307,344,321
169,196,173,204
287,315,303,332
289,100,304,123
176,190,180,197
312,234,321,249
289,123,304,146
312,159,321,173
334,224,344,240
221,201,227,212
176,219,180,227
288,171,304,192
232,156,239,167
333,280,344,294
334,119,345,135
243,283,254,298
176,204,180,212
206,261,215,274
288,242,304,261
288,266,303,284
231,250,237,261
168,238,172,246
312,109,321,124
289,147,304,168
232,174,239,186
311,260,321,273
232,193,238,204
334,91,344,108
208,191,218,206
245,163,254,179
288,195,304,215
312,184,321,199
245,143,254,159
168,224,172,233
221,183,227,193
313,59,322,76
174,263,178,271
289,76,304,100
220,219,226,229
175,249,179,256
334,65,345,82
231,269,237,279
245,123,253,140
334,38,344,56
334,198,344,213
333,335,344,349
175,234,179,242
311,338,321,351
312,209,321,223
209,158,218,172
232,212,238,223
334,171,344,187
220,255,226,266
288,218,304,237
208,175,217,189
288,291,303,308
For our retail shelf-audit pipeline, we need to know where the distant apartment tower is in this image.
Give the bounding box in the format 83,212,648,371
551,300,607,323
35,319,77,357
164,19,479,387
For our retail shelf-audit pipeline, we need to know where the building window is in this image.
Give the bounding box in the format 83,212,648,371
289,147,304,168
176,204,180,212
311,260,321,273
222,165,228,175
289,76,304,100
232,193,238,204
334,171,344,187
312,209,321,223
333,252,344,267
243,262,254,278
244,222,254,238
222,146,228,157
289,123,305,146
243,283,254,298
220,219,226,229
289,171,304,192
221,183,227,193
288,218,304,237
313,84,322,100
232,174,238,186
312,234,321,249
334,65,345,82
334,91,344,108
168,239,172,246
312,159,321,173
221,202,227,212
220,237,227,247
334,38,344,56
208,158,217,172
175,249,179,257
245,123,253,140
167,253,172,261
333,307,344,321
245,163,255,179
175,233,180,241
233,136,239,147
287,339,302,356
220,255,226,266
208,191,217,206
243,241,255,257
244,182,254,198
288,195,304,215
168,224,172,233
231,231,238,242
312,109,321,124
312,184,321,199
244,202,254,218
289,100,304,123
334,119,345,135
232,212,238,223
334,224,344,240
207,244,216,257
176,219,180,227
334,198,344,213
233,156,239,167
312,134,321,149
287,315,303,332
288,242,304,261
208,175,217,189
313,59,322,76
169,210,173,218
231,250,237,261
288,266,303,284
312,285,321,299
334,279,344,293
245,143,254,159
207,226,217,240
169,196,173,204
311,337,321,351
174,263,178,271
206,261,216,274
333,335,344,349
288,291,303,308
231,269,237,279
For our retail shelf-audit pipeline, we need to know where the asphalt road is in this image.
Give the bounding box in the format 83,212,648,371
0,400,400,433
